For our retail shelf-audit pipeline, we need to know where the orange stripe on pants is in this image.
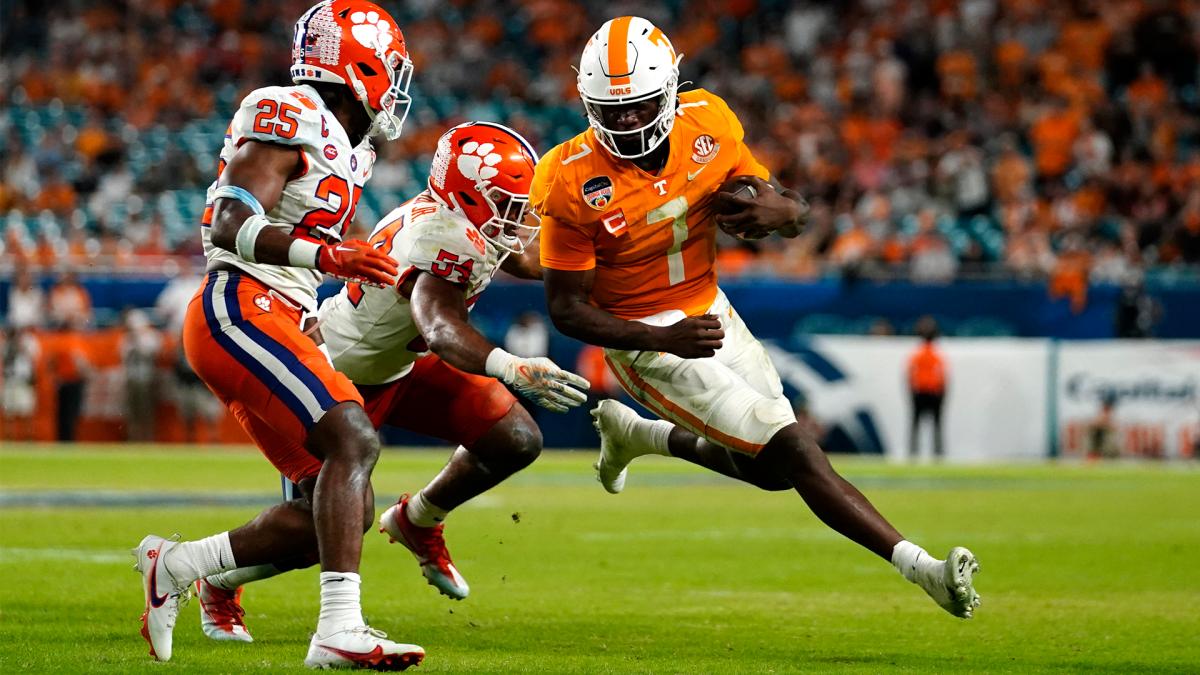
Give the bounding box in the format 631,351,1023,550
605,355,765,455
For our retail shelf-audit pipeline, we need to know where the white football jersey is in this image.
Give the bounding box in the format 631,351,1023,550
319,190,507,385
202,84,376,313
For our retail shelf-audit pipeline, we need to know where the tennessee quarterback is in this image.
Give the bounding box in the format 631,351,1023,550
534,16,981,620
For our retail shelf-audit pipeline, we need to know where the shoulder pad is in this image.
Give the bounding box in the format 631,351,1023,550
230,86,328,148
531,134,593,222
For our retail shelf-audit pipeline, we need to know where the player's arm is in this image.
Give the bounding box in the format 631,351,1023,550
707,95,809,238
407,272,589,413
543,267,725,359
499,237,543,280
209,140,397,285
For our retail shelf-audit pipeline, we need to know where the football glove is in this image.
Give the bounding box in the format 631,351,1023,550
485,349,590,413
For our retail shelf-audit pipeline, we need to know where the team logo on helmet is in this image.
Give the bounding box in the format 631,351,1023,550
582,176,614,210
691,135,719,164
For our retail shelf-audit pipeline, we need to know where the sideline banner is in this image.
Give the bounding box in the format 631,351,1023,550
765,337,1050,461
1056,342,1200,459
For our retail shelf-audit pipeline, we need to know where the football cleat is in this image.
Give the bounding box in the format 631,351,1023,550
195,578,253,643
304,625,425,670
379,495,469,600
132,534,191,661
917,547,982,619
590,399,650,494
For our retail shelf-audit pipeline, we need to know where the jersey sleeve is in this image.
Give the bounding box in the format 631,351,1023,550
707,91,770,181
229,86,325,148
531,143,598,271
397,214,486,287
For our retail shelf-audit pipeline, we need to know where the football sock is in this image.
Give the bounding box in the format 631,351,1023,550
891,540,943,584
406,491,449,528
316,571,365,635
629,416,673,457
206,563,284,591
165,532,236,585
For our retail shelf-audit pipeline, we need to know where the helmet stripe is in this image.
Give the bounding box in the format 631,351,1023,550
606,16,633,86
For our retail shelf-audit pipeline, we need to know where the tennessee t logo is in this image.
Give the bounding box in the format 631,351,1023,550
653,179,668,196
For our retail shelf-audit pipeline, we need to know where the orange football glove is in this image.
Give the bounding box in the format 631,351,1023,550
317,239,399,287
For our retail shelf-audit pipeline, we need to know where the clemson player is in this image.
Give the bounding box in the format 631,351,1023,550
132,1,425,668
534,16,982,620
191,123,589,630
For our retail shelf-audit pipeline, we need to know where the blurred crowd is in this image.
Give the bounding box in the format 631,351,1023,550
1,0,1199,291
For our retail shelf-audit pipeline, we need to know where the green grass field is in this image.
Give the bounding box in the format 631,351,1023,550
1,445,1197,673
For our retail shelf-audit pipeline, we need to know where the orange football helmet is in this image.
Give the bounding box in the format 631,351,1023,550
427,122,541,254
290,0,413,140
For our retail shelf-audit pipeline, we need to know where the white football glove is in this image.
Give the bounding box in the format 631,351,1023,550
485,349,591,413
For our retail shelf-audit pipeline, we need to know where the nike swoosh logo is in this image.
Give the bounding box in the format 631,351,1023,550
688,166,706,181
148,546,169,608
321,644,385,663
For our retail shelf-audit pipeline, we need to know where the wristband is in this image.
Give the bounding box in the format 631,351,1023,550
484,348,516,378
211,185,265,216
234,214,270,263
288,239,322,269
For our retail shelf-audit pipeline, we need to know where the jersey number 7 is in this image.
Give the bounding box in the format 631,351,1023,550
647,196,689,286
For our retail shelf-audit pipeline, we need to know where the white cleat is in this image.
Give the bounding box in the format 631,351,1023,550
917,547,982,619
132,534,191,661
304,625,425,670
196,578,253,642
590,399,650,494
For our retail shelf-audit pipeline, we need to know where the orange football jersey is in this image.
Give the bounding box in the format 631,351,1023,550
533,89,768,320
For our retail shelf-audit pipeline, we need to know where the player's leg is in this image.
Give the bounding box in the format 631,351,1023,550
370,355,527,599
596,291,980,618
194,418,324,643
910,393,922,458
931,393,945,458
139,271,422,665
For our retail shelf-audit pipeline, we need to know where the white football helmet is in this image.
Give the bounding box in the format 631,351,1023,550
577,16,681,159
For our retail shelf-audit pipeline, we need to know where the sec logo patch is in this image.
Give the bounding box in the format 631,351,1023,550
691,134,719,164
582,175,614,210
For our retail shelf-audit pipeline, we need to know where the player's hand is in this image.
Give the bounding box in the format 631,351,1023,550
653,314,725,359
714,176,809,239
486,350,591,413
317,239,398,287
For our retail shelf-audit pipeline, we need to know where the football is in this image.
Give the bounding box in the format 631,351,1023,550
715,178,771,240
714,178,760,214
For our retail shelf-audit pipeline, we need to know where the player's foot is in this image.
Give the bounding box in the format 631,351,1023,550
379,495,469,600
132,534,191,661
195,578,253,642
304,625,425,670
916,547,982,619
590,399,650,494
